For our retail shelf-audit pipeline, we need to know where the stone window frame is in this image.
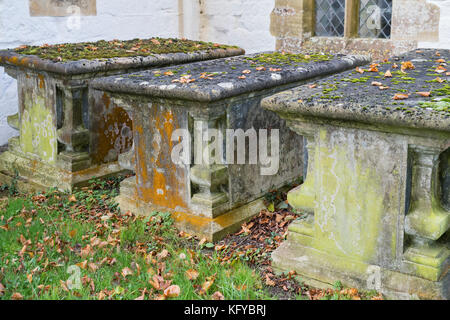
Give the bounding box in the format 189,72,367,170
310,0,392,40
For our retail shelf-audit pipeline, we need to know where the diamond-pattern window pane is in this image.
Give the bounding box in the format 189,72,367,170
359,0,392,39
315,0,346,37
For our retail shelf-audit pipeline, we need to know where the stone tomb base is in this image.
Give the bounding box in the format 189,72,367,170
272,233,449,300
0,137,128,192
116,177,267,242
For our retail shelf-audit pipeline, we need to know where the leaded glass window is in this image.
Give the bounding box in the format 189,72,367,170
359,0,392,39
315,0,346,37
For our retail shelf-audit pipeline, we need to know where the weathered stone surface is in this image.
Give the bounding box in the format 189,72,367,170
29,0,97,17
262,49,450,299
90,52,370,241
270,0,440,61
0,41,245,192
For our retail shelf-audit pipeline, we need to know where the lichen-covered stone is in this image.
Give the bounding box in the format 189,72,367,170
0,40,245,192
262,49,450,300
90,51,370,241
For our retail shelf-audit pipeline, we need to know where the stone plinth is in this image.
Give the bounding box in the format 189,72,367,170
90,52,369,241
0,39,244,192
262,49,450,299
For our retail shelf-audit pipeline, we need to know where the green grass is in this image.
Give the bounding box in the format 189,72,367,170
0,179,270,300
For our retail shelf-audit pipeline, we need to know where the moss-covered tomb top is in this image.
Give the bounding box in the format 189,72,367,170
0,38,244,75
262,49,450,132
90,52,370,102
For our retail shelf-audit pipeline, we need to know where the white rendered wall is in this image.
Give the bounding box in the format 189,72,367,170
420,0,450,49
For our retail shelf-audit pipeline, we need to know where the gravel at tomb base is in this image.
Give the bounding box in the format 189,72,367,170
12,38,239,62
284,48,449,114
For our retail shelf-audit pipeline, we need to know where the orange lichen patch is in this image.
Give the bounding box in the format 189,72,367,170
91,92,133,164
37,74,46,89
134,106,188,211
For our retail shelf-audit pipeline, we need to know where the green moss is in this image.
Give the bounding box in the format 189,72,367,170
244,51,332,66
14,38,238,62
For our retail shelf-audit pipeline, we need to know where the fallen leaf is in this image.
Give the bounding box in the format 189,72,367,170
436,58,446,63
68,195,77,202
242,70,251,74
256,66,266,71
238,75,246,79
164,285,180,298
384,70,392,78
164,71,174,76
11,292,23,300
76,260,88,270
186,269,199,281
435,77,445,83
435,65,447,74
416,91,431,97
265,274,276,287
157,249,169,260
121,267,133,278
379,86,390,90
355,67,364,74
371,81,383,87
308,84,317,89
0,283,4,296
269,68,282,72
401,61,415,71
212,291,225,300
393,93,409,100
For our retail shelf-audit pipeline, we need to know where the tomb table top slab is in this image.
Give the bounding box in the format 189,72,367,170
0,38,244,75
262,49,450,132
89,52,370,102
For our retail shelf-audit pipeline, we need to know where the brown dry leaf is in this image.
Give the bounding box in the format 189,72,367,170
76,260,88,270
201,276,215,294
151,38,161,45
149,275,161,290
238,75,246,79
242,70,251,74
269,68,282,72
212,291,225,300
11,292,23,300
186,269,199,281
88,263,99,272
401,61,415,71
164,285,180,298
164,71,174,76
379,86,390,90
308,84,317,89
393,93,409,100
157,249,169,260
265,274,276,287
256,66,266,71
69,229,77,238
435,77,445,83
368,63,379,72
0,283,5,296
355,67,364,74
416,91,431,97
68,195,77,202
371,81,383,87
198,238,207,246
436,58,446,63
435,65,447,74
60,280,69,292
121,267,133,278
392,63,398,69
384,70,392,78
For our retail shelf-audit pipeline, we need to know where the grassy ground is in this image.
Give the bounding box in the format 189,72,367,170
0,176,382,300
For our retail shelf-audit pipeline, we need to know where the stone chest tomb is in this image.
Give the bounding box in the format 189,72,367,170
90,52,369,241
262,49,449,299
0,38,244,191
